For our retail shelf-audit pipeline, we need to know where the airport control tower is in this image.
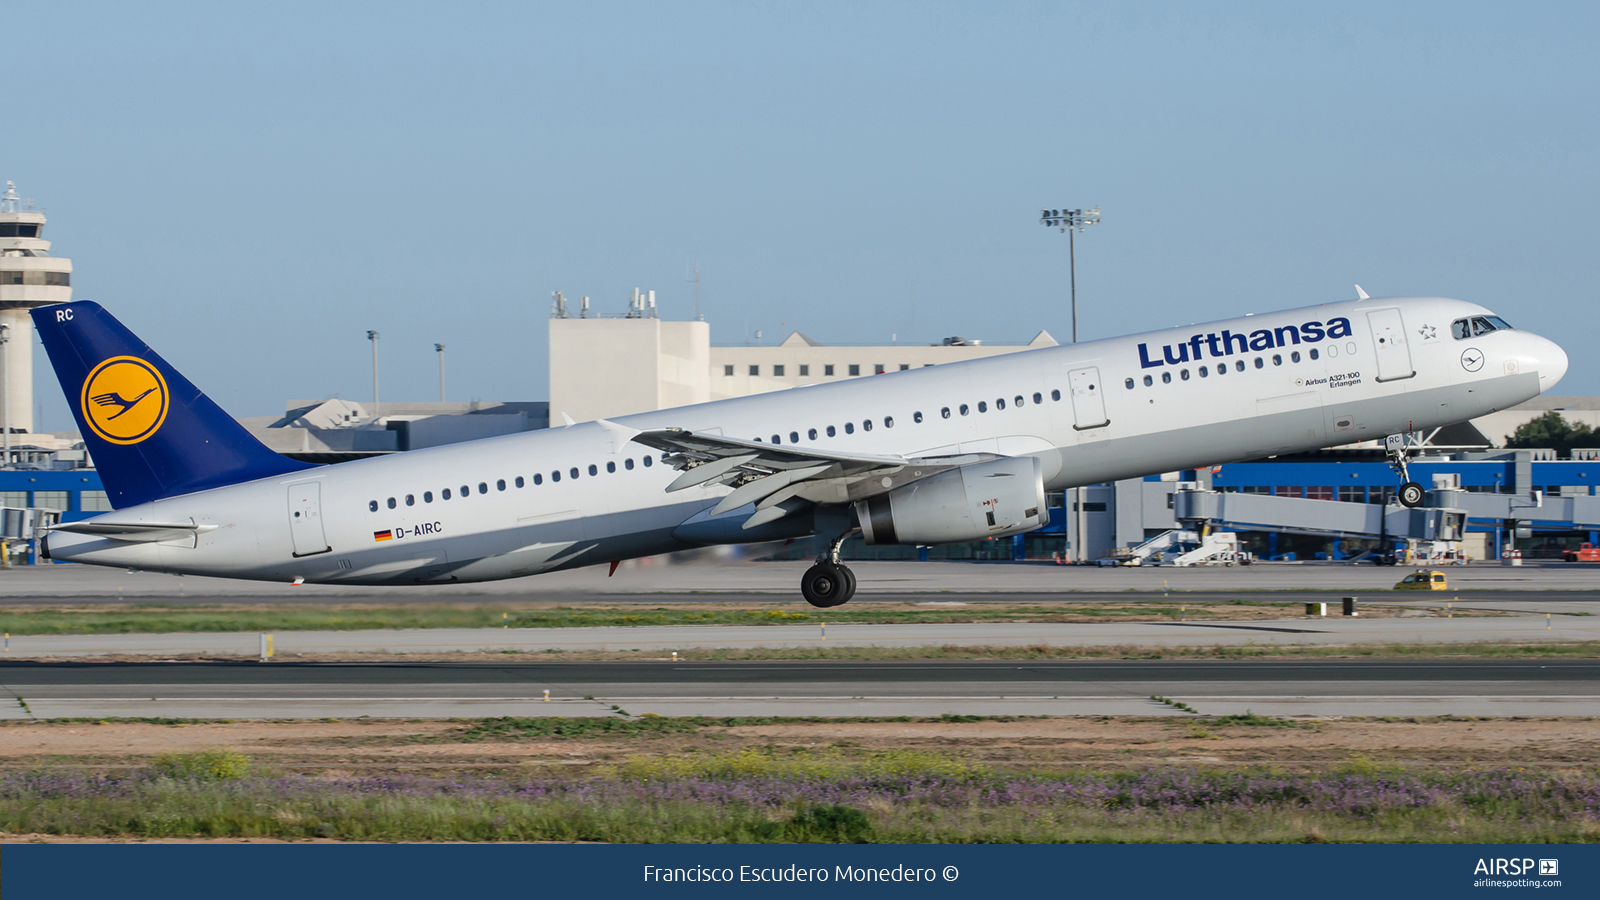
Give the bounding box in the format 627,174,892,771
0,181,72,441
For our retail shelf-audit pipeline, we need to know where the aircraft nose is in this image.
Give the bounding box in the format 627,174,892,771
1533,333,1569,391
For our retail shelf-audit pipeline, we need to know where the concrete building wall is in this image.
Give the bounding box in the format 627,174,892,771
548,312,1057,423
0,197,71,438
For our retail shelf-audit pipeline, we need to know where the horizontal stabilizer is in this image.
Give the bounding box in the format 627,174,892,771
48,520,217,544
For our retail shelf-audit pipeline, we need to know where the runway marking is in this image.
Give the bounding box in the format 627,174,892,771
32,695,1600,702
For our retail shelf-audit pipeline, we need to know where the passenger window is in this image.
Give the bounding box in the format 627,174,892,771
1198,366,1208,378
1015,395,1024,406
978,401,988,412
606,462,616,473
424,491,434,502
1254,358,1264,369
1452,318,1471,340
515,477,524,488
570,467,581,479
462,485,471,495
1162,371,1172,384
884,416,893,428
845,422,855,434
624,459,633,470
1142,375,1152,387
533,474,543,485
995,398,1005,410
808,428,818,439
444,487,454,497
1180,369,1190,381
1290,351,1301,363
585,465,596,477
771,434,781,444
368,500,378,512
406,494,415,505
827,425,837,436
387,497,396,509
497,479,506,491
790,431,799,443
548,473,557,484
862,419,873,432
1272,354,1282,366
1236,360,1246,372
479,482,489,493
913,412,923,423
643,456,653,467
1309,349,1319,361
941,407,951,419
1051,389,1061,401
1215,363,1225,376
1032,392,1043,404
960,404,970,416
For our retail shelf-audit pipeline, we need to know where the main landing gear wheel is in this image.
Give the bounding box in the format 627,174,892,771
1399,481,1426,508
801,561,855,608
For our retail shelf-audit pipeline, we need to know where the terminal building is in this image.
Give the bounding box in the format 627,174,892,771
2,201,1597,566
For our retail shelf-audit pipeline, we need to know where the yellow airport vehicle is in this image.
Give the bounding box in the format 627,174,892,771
1394,569,1448,591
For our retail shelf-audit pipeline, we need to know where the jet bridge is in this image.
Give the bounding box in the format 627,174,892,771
1170,484,1467,543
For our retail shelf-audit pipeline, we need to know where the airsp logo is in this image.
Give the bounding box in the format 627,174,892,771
80,356,170,445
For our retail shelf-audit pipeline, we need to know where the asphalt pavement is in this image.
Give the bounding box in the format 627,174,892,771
1,659,1593,719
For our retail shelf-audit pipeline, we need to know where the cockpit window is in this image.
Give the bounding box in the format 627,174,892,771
1454,316,1514,340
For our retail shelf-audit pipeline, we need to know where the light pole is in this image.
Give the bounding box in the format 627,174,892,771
1039,206,1101,343
0,322,9,470
1040,205,1101,562
434,343,446,402
367,330,380,418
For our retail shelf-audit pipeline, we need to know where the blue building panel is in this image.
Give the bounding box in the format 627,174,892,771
0,470,107,521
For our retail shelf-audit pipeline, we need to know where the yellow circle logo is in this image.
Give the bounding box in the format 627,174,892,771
81,356,169,445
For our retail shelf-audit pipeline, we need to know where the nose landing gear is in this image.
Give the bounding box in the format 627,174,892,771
801,529,857,608
1386,432,1427,509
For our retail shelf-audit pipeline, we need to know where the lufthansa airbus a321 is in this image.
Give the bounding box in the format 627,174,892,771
33,293,1567,607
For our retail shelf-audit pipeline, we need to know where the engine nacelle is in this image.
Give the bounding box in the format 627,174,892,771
854,456,1049,545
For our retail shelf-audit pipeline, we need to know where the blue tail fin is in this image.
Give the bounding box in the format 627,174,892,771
32,301,314,509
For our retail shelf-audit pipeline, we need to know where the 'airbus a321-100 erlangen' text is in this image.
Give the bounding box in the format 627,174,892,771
34,293,1566,607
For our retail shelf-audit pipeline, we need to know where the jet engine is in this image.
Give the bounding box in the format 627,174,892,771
854,456,1048,545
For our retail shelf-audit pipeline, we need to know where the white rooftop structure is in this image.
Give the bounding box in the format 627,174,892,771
0,181,73,463
547,289,1058,424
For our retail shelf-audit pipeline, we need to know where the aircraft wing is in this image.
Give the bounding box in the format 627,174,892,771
627,425,986,530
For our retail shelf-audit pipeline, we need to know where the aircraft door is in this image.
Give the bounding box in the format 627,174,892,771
1067,366,1109,430
1366,308,1415,382
287,482,331,557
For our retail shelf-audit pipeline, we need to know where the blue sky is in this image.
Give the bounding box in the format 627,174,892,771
7,2,1598,428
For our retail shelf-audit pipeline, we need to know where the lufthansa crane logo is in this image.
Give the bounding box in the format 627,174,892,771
80,356,169,445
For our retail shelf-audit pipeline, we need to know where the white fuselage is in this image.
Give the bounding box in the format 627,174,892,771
46,297,1567,585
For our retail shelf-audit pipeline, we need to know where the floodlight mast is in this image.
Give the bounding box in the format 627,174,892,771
1038,206,1101,565
1038,207,1100,344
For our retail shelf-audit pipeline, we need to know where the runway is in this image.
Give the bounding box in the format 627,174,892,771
5,605,1597,659
3,659,1596,719
5,558,1600,604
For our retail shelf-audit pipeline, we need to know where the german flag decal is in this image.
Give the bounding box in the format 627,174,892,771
373,529,393,542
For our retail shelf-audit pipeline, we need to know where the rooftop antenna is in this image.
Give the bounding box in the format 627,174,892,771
551,290,568,319
0,182,18,214
687,260,703,321
580,295,589,319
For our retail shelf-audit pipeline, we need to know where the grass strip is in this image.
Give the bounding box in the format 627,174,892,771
0,601,1301,635
2,752,1597,843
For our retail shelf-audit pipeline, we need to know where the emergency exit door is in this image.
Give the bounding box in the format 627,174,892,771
288,482,331,557
1067,366,1109,430
1367,307,1415,382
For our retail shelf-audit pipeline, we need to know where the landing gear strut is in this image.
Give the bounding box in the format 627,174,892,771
1386,432,1427,509
801,529,857,608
